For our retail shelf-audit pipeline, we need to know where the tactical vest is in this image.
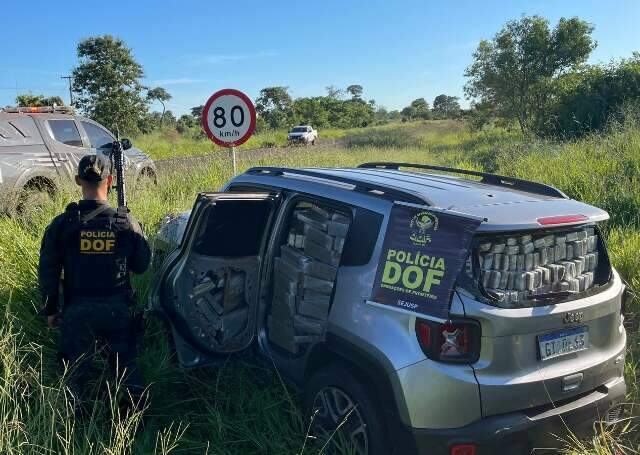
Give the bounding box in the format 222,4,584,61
60,202,133,303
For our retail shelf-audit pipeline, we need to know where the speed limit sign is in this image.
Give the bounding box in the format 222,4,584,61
201,88,257,147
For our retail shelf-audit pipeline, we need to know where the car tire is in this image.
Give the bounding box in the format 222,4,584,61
15,178,55,215
303,363,389,455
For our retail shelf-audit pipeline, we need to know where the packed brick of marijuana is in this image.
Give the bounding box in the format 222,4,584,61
475,227,599,304
267,204,349,354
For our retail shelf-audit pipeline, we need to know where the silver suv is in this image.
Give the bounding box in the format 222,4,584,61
149,163,627,454
0,106,156,208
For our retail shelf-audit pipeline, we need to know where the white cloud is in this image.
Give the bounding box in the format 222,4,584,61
191,50,279,65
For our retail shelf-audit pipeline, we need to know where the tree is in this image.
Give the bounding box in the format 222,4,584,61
464,15,596,133
387,110,401,121
467,100,495,131
190,105,204,122
401,105,416,122
538,54,640,137
400,98,431,121
72,35,148,134
341,98,375,127
43,96,65,107
293,97,330,128
374,106,389,123
432,94,461,119
325,85,343,99
346,84,363,99
146,87,172,124
411,98,431,119
144,110,177,131
255,86,294,129
402,98,430,120
176,114,197,133
16,93,64,107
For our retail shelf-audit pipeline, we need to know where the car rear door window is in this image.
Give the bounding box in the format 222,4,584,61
48,119,82,147
81,121,114,148
341,207,383,266
192,200,274,257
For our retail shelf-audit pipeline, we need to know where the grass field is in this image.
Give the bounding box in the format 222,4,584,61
0,120,638,454
133,126,350,161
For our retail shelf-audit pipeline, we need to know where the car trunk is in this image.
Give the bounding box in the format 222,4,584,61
457,224,626,417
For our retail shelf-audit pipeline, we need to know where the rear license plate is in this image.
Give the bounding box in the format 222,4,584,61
538,326,589,361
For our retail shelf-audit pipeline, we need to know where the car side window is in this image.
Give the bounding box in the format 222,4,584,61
341,207,383,266
192,200,273,257
47,119,82,147
81,121,114,148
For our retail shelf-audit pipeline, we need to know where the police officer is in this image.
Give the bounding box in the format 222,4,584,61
38,153,151,409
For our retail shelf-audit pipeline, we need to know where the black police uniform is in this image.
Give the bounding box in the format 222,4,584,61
38,196,150,402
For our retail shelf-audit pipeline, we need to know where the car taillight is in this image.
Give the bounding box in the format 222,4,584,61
537,214,588,225
450,444,477,455
415,318,480,363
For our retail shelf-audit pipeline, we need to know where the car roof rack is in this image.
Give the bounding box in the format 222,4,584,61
358,162,568,199
1,105,75,114
246,166,431,205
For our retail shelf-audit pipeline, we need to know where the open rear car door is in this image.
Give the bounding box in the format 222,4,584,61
152,192,278,367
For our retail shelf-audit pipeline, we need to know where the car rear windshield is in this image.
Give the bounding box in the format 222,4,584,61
457,224,612,308
291,127,308,133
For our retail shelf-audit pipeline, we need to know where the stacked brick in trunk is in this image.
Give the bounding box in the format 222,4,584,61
268,205,349,353
471,227,602,307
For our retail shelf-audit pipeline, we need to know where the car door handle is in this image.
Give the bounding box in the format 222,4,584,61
55,153,69,162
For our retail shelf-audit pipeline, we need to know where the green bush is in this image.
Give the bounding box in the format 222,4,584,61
537,55,640,138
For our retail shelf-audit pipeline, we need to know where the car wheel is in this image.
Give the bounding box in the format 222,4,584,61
304,364,389,455
16,178,55,215
312,139,316,145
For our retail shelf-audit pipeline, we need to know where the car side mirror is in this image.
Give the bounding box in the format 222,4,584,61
121,138,132,150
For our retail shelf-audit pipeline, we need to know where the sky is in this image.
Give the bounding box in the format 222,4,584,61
1,0,638,116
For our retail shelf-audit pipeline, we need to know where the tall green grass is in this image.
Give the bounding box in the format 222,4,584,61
0,120,638,453
134,127,350,161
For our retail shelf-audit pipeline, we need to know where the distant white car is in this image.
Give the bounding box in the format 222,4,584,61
288,125,317,145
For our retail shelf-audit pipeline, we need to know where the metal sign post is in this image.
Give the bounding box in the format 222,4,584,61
201,89,256,176
230,146,237,175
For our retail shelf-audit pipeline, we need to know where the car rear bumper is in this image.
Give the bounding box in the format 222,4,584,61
403,376,626,455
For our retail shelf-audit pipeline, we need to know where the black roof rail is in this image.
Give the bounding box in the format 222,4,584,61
246,166,430,205
358,162,568,199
